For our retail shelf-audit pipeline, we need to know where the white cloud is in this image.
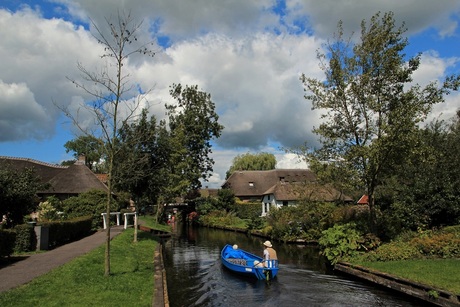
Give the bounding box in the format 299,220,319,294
0,80,49,141
1,1,460,188
0,8,102,140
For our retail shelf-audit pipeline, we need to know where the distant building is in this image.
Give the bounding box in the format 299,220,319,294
0,156,108,201
222,169,352,216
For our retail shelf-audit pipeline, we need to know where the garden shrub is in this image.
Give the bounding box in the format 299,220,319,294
0,230,16,257
13,224,36,253
410,232,460,258
62,190,120,230
199,210,239,228
41,216,93,248
318,223,362,264
360,241,421,262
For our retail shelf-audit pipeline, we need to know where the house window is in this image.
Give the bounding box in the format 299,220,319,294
283,201,288,207
280,177,285,184
267,195,270,200
249,182,254,187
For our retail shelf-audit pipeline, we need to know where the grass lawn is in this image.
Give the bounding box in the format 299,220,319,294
138,215,171,232
354,259,460,294
0,229,157,307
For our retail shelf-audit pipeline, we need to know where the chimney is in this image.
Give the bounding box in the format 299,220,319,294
75,154,86,165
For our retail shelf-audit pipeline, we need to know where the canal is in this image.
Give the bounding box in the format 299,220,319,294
163,223,420,306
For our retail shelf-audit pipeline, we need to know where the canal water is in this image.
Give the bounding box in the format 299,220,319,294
163,223,420,306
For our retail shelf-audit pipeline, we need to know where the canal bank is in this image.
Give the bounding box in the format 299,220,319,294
335,262,460,307
153,244,169,307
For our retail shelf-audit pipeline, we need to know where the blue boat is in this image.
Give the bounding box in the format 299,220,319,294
221,244,279,280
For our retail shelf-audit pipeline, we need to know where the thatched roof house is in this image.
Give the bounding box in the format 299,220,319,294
223,169,352,216
222,169,316,202
0,156,108,200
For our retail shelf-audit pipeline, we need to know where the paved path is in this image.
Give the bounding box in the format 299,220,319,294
0,226,124,293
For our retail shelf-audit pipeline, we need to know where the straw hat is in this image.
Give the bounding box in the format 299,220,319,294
263,240,272,248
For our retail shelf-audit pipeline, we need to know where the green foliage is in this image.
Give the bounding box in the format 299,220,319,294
114,109,170,209
0,230,16,257
64,135,105,172
267,202,337,241
199,210,241,228
41,216,93,248
319,223,362,264
378,118,460,233
12,224,36,253
167,83,224,193
0,166,45,226
232,200,260,219
0,229,156,306
359,241,421,262
217,188,236,211
301,12,456,233
195,197,220,216
226,152,276,179
61,190,119,230
357,226,460,262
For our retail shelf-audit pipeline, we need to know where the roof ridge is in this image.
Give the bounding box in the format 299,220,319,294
0,156,68,169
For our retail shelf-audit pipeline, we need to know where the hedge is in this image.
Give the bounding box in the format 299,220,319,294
40,216,93,249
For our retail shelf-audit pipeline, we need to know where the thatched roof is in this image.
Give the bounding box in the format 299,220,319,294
0,156,108,196
222,169,316,199
264,182,353,202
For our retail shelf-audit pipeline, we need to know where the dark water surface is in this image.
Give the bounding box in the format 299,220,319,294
163,224,421,306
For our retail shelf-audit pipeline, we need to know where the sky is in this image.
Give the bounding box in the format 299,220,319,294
0,0,459,189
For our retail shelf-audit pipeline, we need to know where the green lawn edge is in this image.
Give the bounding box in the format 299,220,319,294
0,229,158,307
350,258,460,295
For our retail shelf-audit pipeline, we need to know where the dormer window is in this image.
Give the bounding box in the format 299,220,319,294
249,182,254,187
280,176,285,184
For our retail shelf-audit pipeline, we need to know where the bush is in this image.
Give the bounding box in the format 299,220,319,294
41,216,93,248
233,201,261,220
0,230,16,257
319,223,362,264
359,241,421,262
356,225,460,261
62,190,120,230
199,210,240,228
13,224,36,253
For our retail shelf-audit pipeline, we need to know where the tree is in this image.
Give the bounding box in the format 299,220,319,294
165,84,224,198
114,84,223,228
226,152,276,179
385,113,460,230
60,12,155,276
300,12,457,232
113,109,170,240
64,135,105,171
0,166,45,226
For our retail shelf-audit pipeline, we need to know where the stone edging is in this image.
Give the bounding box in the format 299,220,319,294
335,261,460,307
153,244,169,307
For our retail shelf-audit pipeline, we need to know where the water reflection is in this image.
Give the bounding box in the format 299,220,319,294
163,224,420,307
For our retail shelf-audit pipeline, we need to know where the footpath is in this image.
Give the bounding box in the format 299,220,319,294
0,226,124,293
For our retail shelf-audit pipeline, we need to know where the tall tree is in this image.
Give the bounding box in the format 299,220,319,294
60,12,155,276
165,84,224,199
301,12,457,232
113,109,170,240
226,152,276,179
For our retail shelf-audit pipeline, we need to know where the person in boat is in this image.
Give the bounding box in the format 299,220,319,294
262,240,277,267
225,244,250,260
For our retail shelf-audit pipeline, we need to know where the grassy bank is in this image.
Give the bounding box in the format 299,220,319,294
0,229,157,307
352,259,460,294
139,215,171,232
